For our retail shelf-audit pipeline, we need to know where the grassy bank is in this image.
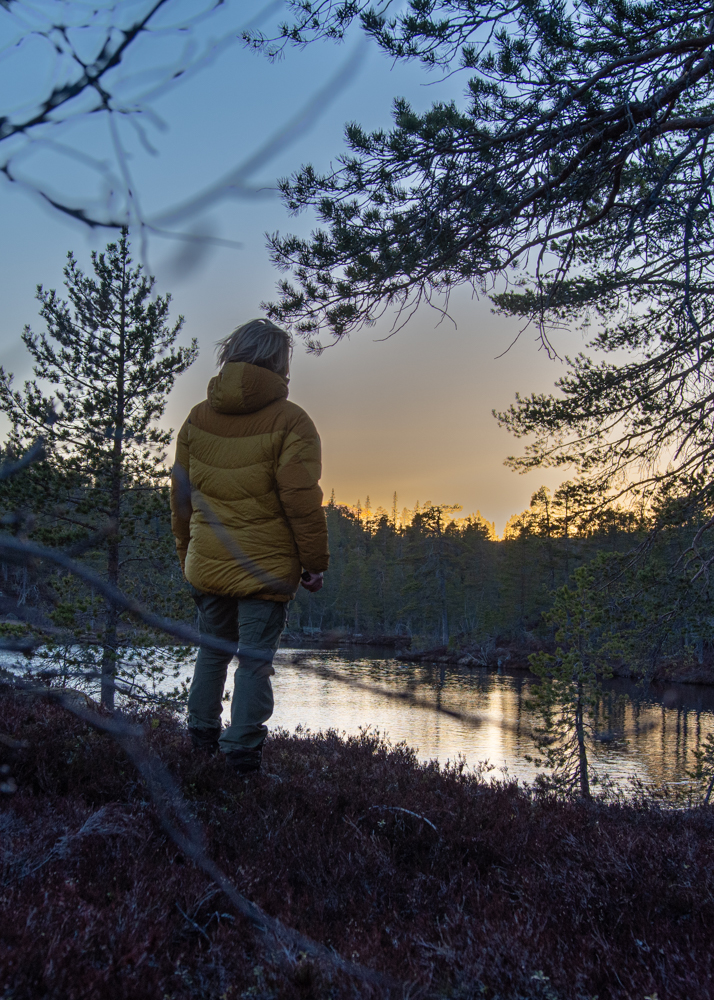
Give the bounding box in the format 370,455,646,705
1,690,713,999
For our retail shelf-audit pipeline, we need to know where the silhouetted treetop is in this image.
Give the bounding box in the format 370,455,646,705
250,1,714,348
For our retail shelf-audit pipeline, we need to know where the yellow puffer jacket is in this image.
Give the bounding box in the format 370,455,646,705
170,362,329,601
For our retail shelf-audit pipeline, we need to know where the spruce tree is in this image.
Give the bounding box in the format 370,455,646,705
0,230,198,709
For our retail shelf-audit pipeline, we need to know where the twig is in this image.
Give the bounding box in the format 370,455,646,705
0,534,237,658
704,773,714,806
175,903,211,944
360,805,439,834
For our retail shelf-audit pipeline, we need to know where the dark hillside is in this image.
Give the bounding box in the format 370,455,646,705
1,690,713,999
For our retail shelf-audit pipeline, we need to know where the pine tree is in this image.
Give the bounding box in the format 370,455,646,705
526,569,610,799
0,230,198,709
253,2,714,569
257,2,714,347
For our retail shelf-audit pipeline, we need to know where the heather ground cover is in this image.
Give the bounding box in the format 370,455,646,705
1,688,713,1000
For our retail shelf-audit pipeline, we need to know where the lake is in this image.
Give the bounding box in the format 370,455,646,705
8,642,714,790
199,646,714,789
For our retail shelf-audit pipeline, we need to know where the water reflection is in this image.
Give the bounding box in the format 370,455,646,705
234,648,714,788
11,641,712,790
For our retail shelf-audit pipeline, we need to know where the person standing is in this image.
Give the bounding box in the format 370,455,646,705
170,319,328,773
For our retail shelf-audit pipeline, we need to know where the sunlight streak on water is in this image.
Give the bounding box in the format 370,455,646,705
9,642,714,789
202,647,714,787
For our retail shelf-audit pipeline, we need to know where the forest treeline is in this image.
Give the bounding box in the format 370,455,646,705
290,486,714,673
1,227,713,798
4,0,714,876
290,487,639,644
1,230,712,744
4,463,710,677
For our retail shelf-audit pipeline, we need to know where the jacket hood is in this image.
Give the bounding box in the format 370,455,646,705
207,362,289,415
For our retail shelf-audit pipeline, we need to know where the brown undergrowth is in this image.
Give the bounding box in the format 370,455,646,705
1,689,713,1000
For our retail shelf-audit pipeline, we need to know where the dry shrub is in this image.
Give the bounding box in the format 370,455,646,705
1,688,713,999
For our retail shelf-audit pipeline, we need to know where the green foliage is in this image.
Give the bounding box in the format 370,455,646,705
0,621,28,638
290,490,642,648
526,510,714,796
585,535,714,678
244,3,714,745
527,566,611,799
0,230,196,500
252,1,714,349
255,3,714,617
49,603,78,629
0,230,198,708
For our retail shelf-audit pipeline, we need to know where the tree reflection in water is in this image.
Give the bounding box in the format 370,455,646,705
244,650,714,790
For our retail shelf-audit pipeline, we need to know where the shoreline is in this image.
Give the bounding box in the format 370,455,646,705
283,631,714,686
7,616,714,688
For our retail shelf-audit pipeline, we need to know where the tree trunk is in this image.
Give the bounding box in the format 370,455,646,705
575,684,591,799
100,463,123,710
100,239,127,711
440,574,448,646
101,556,119,711
436,524,448,646
563,493,570,579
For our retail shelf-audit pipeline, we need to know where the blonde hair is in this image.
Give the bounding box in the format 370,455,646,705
216,318,292,374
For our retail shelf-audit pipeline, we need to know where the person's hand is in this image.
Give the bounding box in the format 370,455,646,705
300,571,324,593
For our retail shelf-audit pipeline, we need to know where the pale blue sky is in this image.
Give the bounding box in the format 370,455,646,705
0,1,570,533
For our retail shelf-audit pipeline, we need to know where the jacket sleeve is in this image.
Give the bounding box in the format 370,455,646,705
170,419,192,573
276,410,330,573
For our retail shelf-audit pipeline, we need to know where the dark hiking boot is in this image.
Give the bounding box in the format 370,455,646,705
189,726,221,755
224,743,264,774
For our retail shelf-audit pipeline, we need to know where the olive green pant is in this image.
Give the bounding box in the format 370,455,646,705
187,586,288,752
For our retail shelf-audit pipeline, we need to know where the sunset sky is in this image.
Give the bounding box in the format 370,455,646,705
0,2,573,534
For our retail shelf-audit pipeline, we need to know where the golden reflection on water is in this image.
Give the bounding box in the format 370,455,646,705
225,649,714,788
